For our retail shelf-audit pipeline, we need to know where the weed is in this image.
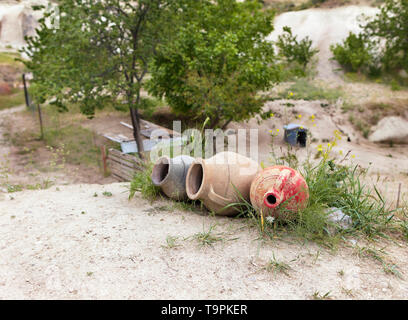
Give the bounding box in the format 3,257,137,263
102,191,112,197
341,287,354,297
192,224,223,247
6,184,23,193
128,161,160,202
311,291,332,300
264,253,291,276
383,263,403,279
162,235,180,249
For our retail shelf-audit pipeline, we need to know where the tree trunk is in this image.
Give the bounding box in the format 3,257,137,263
129,106,144,159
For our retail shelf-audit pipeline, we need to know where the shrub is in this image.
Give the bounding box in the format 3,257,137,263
129,162,160,202
330,32,378,75
331,0,408,80
276,26,319,77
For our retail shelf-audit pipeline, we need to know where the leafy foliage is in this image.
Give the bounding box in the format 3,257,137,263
148,0,280,129
22,0,178,155
330,32,379,75
331,0,408,80
276,26,319,77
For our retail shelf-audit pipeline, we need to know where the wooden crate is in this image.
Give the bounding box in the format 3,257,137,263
106,148,144,181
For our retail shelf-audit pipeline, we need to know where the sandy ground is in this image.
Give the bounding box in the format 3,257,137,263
0,182,407,299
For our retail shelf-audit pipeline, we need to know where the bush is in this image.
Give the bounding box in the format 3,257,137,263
276,26,319,78
330,32,379,75
331,0,408,80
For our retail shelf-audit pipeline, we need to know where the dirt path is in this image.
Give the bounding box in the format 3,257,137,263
0,183,407,299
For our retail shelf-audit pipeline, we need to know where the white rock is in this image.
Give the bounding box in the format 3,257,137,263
369,116,408,144
327,207,353,229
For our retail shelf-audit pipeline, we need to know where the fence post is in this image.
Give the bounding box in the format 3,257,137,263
101,145,108,176
37,104,44,140
22,74,30,108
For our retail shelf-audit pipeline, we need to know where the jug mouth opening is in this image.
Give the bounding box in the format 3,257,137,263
187,162,204,198
264,192,280,208
151,157,170,185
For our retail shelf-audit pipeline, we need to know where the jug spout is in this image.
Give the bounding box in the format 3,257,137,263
263,190,282,209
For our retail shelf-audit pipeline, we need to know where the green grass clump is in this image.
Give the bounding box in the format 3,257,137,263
0,89,26,110
279,79,343,103
192,224,224,247
264,253,292,276
128,161,160,201
229,142,400,245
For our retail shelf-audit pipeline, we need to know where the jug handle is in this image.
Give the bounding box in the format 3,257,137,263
208,186,231,207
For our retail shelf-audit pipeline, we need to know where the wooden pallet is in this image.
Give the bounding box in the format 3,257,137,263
106,148,144,181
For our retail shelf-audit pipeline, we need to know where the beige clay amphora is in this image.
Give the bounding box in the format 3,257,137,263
186,151,260,216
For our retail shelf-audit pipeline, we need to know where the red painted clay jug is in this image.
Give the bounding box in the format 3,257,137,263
186,151,260,216
250,165,309,219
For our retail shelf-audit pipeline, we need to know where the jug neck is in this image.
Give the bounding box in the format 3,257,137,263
263,190,282,209
186,160,208,200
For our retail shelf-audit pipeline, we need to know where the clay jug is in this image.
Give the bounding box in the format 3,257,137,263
250,165,309,220
151,155,194,200
186,151,260,216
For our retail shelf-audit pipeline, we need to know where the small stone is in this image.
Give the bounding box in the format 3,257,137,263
326,207,353,229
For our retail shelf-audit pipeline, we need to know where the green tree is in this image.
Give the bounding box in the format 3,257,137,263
22,0,177,157
330,32,377,74
276,26,318,70
148,0,280,129
364,0,408,73
330,0,408,77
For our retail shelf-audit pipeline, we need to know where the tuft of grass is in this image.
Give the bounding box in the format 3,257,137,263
264,253,292,276
311,291,332,300
162,235,180,249
192,224,223,247
278,79,343,103
128,161,160,202
102,191,112,197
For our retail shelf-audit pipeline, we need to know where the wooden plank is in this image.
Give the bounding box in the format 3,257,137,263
108,148,144,165
108,165,135,181
111,172,128,182
107,159,139,176
108,153,136,167
107,150,144,168
107,155,144,171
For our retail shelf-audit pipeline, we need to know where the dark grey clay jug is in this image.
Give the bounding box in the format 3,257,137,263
151,155,194,200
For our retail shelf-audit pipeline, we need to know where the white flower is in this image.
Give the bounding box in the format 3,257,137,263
266,216,275,224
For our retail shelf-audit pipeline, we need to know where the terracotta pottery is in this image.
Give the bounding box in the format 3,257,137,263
151,155,194,200
186,151,260,216
250,165,309,220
